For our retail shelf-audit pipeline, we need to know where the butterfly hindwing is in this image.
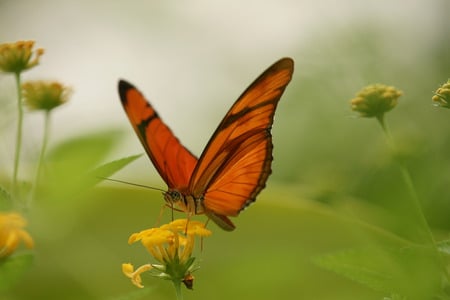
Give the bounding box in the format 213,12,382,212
189,58,294,217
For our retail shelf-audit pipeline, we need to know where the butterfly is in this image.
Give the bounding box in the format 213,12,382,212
118,57,294,231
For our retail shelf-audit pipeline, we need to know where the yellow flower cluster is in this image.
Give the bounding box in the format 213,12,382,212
0,212,34,258
350,84,403,118
123,219,211,289
22,81,70,111
432,79,450,109
0,40,44,73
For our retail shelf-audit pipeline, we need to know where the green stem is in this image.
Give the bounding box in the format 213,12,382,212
30,110,51,205
12,72,23,199
173,280,183,300
376,114,450,282
376,114,393,147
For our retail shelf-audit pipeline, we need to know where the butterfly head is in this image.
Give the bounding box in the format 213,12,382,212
164,189,202,216
163,189,183,207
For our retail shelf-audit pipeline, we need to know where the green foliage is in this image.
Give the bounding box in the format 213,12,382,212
1,6,449,299
438,240,450,256
313,246,442,299
108,287,154,300
0,185,12,211
384,294,407,300
313,248,394,293
89,154,143,187
40,130,124,201
0,253,33,292
46,130,121,171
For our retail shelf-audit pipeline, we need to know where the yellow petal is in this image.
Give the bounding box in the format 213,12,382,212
18,230,34,249
122,263,153,288
141,229,174,247
122,263,135,278
0,232,19,258
132,264,152,288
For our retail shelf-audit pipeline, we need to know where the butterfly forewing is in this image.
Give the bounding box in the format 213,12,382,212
189,58,294,216
118,80,197,189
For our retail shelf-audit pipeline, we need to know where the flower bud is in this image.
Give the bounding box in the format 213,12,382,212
432,79,450,109
350,84,403,118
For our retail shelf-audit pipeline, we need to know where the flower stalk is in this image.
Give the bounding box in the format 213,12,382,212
376,116,450,283
173,280,183,300
351,83,450,283
32,110,51,203
12,72,23,197
0,41,44,199
21,80,70,205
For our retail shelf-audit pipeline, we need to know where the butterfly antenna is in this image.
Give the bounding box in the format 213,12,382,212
98,177,166,192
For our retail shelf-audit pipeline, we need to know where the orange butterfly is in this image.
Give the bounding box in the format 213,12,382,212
118,58,294,231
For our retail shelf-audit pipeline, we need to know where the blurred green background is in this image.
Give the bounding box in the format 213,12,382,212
0,0,449,299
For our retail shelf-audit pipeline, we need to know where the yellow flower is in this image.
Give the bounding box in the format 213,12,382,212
432,79,450,109
124,219,211,290
122,263,153,288
0,212,34,258
22,81,71,111
0,40,44,73
350,84,403,118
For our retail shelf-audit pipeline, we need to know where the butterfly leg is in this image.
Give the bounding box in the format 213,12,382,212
199,218,211,251
156,203,188,225
184,212,194,235
154,204,167,227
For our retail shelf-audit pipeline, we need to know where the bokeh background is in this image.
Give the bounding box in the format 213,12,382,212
0,0,449,299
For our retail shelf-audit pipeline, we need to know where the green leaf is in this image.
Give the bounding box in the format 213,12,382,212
0,253,34,292
47,130,123,172
88,154,142,186
313,248,393,293
437,239,450,256
40,130,123,201
0,185,12,211
313,246,442,299
383,294,407,300
107,287,153,300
